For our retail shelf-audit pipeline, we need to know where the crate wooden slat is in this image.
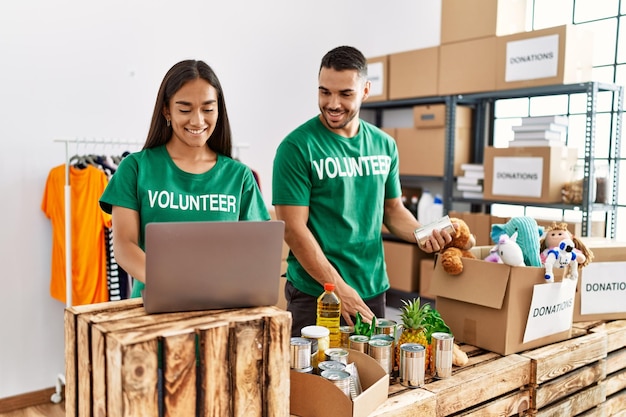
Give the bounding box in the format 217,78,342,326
590,320,626,354
530,384,605,417
451,388,531,417
197,322,231,416
598,387,626,416
606,347,626,375
369,388,436,416
66,300,291,417
163,329,197,415
602,367,626,398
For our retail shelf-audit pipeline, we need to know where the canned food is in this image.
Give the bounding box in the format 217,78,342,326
321,370,351,397
349,335,370,354
399,343,425,388
375,319,397,338
414,215,455,246
324,347,349,364
431,332,454,379
318,360,346,374
368,339,393,375
290,337,311,370
291,366,314,374
339,325,353,349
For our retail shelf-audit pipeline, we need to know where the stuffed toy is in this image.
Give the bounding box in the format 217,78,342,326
491,217,544,267
485,231,525,266
440,217,477,275
540,222,594,282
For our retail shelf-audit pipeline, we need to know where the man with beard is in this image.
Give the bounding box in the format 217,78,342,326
272,46,453,337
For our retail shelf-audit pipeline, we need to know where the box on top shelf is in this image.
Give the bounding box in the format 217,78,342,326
413,103,472,129
431,246,574,356
388,46,439,100
290,348,389,417
496,25,593,90
395,105,472,177
438,36,497,96
573,239,626,322
441,0,528,44
483,145,578,203
366,55,389,102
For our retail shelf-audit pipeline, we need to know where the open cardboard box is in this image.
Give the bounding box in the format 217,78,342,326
430,247,572,356
290,348,389,417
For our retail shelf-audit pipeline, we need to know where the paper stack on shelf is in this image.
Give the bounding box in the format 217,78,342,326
457,163,484,199
509,115,568,147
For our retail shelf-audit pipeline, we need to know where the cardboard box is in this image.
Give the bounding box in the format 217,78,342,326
496,25,593,90
572,239,626,322
483,146,578,203
384,240,434,293
290,349,389,417
449,211,494,247
431,247,573,355
366,55,389,102
413,103,472,129
438,36,497,95
441,0,528,44
534,218,607,239
388,47,439,100
419,258,436,300
395,127,471,177
395,104,472,177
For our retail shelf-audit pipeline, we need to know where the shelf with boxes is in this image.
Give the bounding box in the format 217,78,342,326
363,81,624,239
458,81,624,239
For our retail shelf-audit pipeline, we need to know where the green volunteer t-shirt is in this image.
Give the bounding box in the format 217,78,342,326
272,116,401,300
100,145,270,297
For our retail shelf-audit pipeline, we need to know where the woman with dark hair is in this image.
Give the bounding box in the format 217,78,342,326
100,59,269,298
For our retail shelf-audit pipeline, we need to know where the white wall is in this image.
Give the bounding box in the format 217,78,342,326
0,0,441,399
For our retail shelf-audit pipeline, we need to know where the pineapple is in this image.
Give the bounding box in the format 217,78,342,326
396,298,452,374
396,298,432,371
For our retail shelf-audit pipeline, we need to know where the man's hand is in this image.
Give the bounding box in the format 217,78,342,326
333,282,375,326
419,222,457,253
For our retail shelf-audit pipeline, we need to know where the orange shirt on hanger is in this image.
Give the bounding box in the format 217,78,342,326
41,164,112,305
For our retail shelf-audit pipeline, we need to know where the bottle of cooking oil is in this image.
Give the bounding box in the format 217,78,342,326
316,283,341,348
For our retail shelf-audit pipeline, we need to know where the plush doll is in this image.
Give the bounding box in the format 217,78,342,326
491,217,544,267
440,217,477,275
486,231,525,266
540,222,594,282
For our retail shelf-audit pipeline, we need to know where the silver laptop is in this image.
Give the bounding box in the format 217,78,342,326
142,220,285,314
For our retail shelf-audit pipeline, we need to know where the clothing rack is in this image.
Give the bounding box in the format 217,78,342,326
53,138,142,308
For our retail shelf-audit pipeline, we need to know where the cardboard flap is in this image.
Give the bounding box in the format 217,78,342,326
290,348,389,417
431,255,510,309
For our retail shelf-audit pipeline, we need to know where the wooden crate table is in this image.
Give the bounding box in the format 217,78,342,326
65,298,291,417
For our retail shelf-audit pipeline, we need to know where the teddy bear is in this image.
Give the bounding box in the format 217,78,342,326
440,217,477,275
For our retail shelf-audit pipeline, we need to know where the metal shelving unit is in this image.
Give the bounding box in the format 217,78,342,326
362,81,624,238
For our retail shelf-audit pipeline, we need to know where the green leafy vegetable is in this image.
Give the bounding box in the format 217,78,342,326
353,312,377,337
